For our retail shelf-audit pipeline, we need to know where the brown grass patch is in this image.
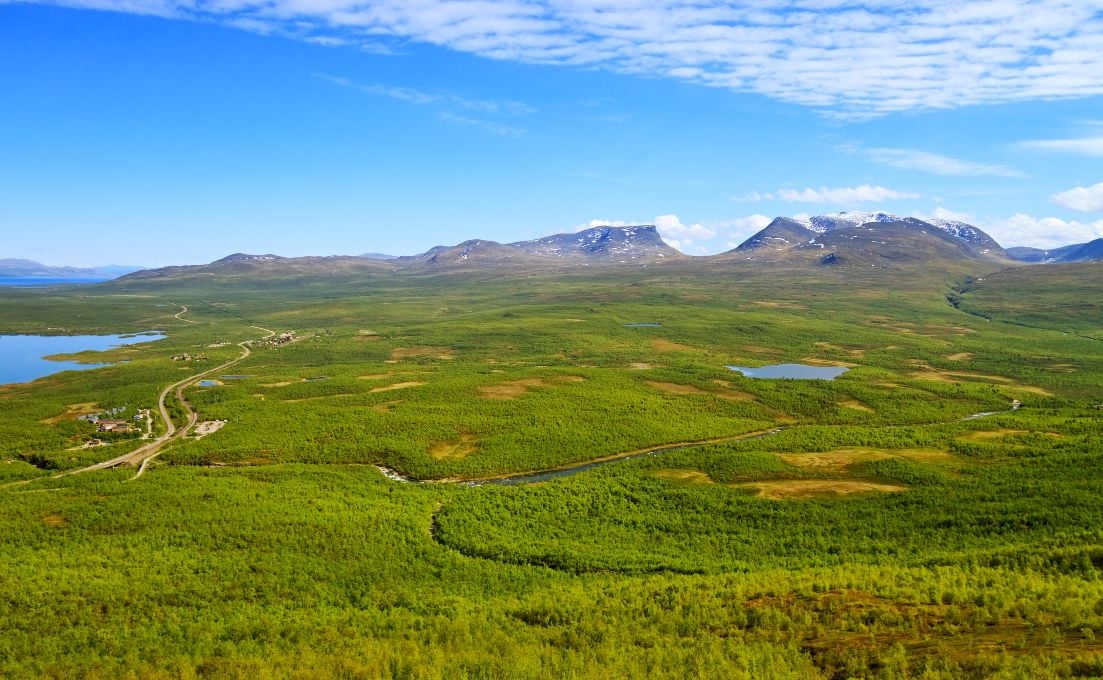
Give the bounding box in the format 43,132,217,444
371,401,401,413
555,375,587,383
1006,385,1054,396
776,448,953,473
429,434,478,460
958,429,1063,443
647,381,708,395
653,469,714,485
802,358,858,367
628,362,656,370
478,379,548,399
838,399,875,413
736,479,906,500
41,514,68,528
814,342,867,357
261,380,297,388
650,338,696,352
740,344,784,355
370,382,425,394
358,373,393,380
776,450,893,471
390,346,455,361
40,402,99,425
283,393,357,403
947,352,974,361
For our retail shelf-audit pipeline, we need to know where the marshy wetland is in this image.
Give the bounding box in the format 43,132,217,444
1,263,1101,678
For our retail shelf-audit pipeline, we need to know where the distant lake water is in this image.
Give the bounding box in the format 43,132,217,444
0,332,165,385
726,363,849,380
0,278,109,287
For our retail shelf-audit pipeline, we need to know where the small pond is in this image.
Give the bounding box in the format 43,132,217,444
0,332,165,385
197,380,220,387
726,363,849,380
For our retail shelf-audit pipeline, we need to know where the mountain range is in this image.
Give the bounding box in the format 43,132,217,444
0,259,146,279
106,212,1101,282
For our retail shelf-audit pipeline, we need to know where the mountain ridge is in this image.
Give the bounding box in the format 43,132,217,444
0,259,145,279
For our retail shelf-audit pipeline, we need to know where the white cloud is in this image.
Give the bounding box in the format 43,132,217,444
1020,136,1103,156
652,214,716,241
29,0,1103,118
915,207,977,223
705,214,773,243
775,185,920,204
864,148,1023,178
984,214,1103,248
1050,182,1103,212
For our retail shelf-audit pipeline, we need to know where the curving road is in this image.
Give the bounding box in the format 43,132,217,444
59,325,275,478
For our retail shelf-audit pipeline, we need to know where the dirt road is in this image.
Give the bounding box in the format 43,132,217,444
59,326,274,478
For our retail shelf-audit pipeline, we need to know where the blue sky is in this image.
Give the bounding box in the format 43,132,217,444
2,1,1103,266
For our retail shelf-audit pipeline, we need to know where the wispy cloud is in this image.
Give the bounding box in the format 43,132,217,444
315,74,534,116
1051,182,1103,212
26,0,1103,118
863,147,1024,178
751,185,920,204
438,112,528,138
1020,136,1103,156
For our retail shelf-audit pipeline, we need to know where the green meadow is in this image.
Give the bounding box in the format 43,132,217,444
1,261,1101,678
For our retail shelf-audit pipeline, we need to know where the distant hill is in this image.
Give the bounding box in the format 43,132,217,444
1062,238,1103,263
0,259,145,279
511,225,683,262
395,240,538,267
113,217,1099,285
1009,239,1103,263
731,218,818,254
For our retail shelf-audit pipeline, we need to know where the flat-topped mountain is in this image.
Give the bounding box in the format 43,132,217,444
395,225,684,268
728,213,1010,266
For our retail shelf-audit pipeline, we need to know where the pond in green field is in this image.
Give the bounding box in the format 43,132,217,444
726,363,849,380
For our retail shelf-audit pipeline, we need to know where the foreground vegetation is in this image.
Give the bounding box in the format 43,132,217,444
1,260,1101,677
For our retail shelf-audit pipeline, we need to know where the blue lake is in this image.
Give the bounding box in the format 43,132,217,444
726,363,849,380
0,332,165,385
197,380,220,387
0,277,109,287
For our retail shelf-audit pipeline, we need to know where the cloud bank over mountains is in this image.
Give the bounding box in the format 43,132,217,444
18,0,1103,118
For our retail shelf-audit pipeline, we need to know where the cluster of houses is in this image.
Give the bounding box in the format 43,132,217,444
255,331,297,348
78,406,144,434
171,353,209,362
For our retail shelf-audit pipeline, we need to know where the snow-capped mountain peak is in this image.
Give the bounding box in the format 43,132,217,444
808,211,901,233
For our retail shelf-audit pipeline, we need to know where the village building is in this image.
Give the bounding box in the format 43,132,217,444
97,419,132,433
